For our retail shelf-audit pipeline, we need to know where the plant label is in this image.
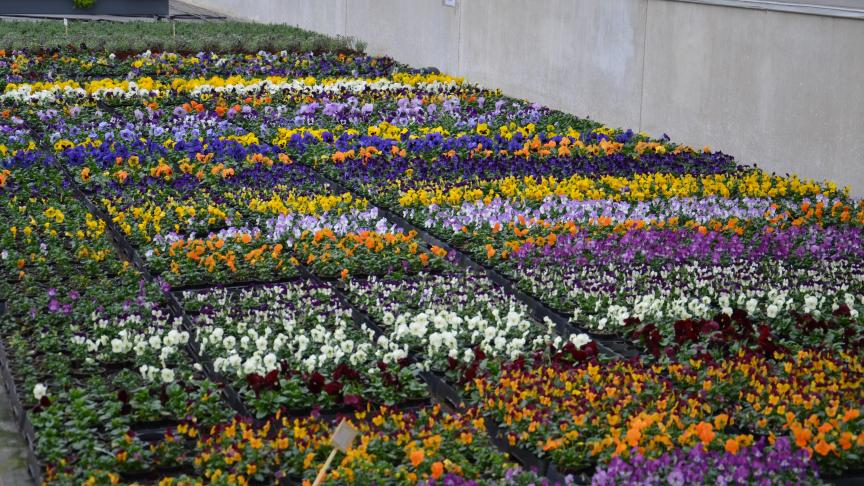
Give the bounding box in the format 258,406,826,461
330,419,359,453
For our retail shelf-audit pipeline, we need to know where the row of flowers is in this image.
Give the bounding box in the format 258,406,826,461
1,73,465,104
1,51,398,82
68,405,556,486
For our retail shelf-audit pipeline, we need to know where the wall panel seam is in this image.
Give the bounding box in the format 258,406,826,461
638,0,650,132
344,0,348,36
456,0,463,76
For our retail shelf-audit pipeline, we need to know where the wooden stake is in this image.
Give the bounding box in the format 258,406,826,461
172,21,176,40
312,419,358,486
311,449,338,486
64,18,68,37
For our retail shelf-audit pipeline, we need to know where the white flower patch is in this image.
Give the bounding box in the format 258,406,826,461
185,282,417,381
346,272,594,370
564,260,864,333
66,301,190,384
3,75,465,106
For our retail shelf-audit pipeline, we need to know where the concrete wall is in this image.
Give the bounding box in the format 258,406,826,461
640,2,864,195
188,0,864,196
458,0,648,131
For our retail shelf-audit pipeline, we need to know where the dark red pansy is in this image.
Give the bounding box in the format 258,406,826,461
324,381,343,396
307,372,325,394
264,369,280,388
833,304,851,318
343,394,361,407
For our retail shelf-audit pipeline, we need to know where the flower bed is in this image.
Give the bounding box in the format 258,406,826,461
182,281,429,417
591,437,822,486
0,49,861,485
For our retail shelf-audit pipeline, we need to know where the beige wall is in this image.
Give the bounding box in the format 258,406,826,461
347,0,462,75
188,0,864,196
458,0,647,130
640,2,864,195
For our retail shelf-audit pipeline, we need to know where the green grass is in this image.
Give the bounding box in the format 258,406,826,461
0,19,365,54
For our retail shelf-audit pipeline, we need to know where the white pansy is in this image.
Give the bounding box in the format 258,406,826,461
804,296,819,313
409,315,428,338
428,332,443,351
303,355,317,372
160,368,175,384
210,327,224,344
494,335,507,350
242,357,259,375
111,338,126,353
570,333,591,349
263,353,278,371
